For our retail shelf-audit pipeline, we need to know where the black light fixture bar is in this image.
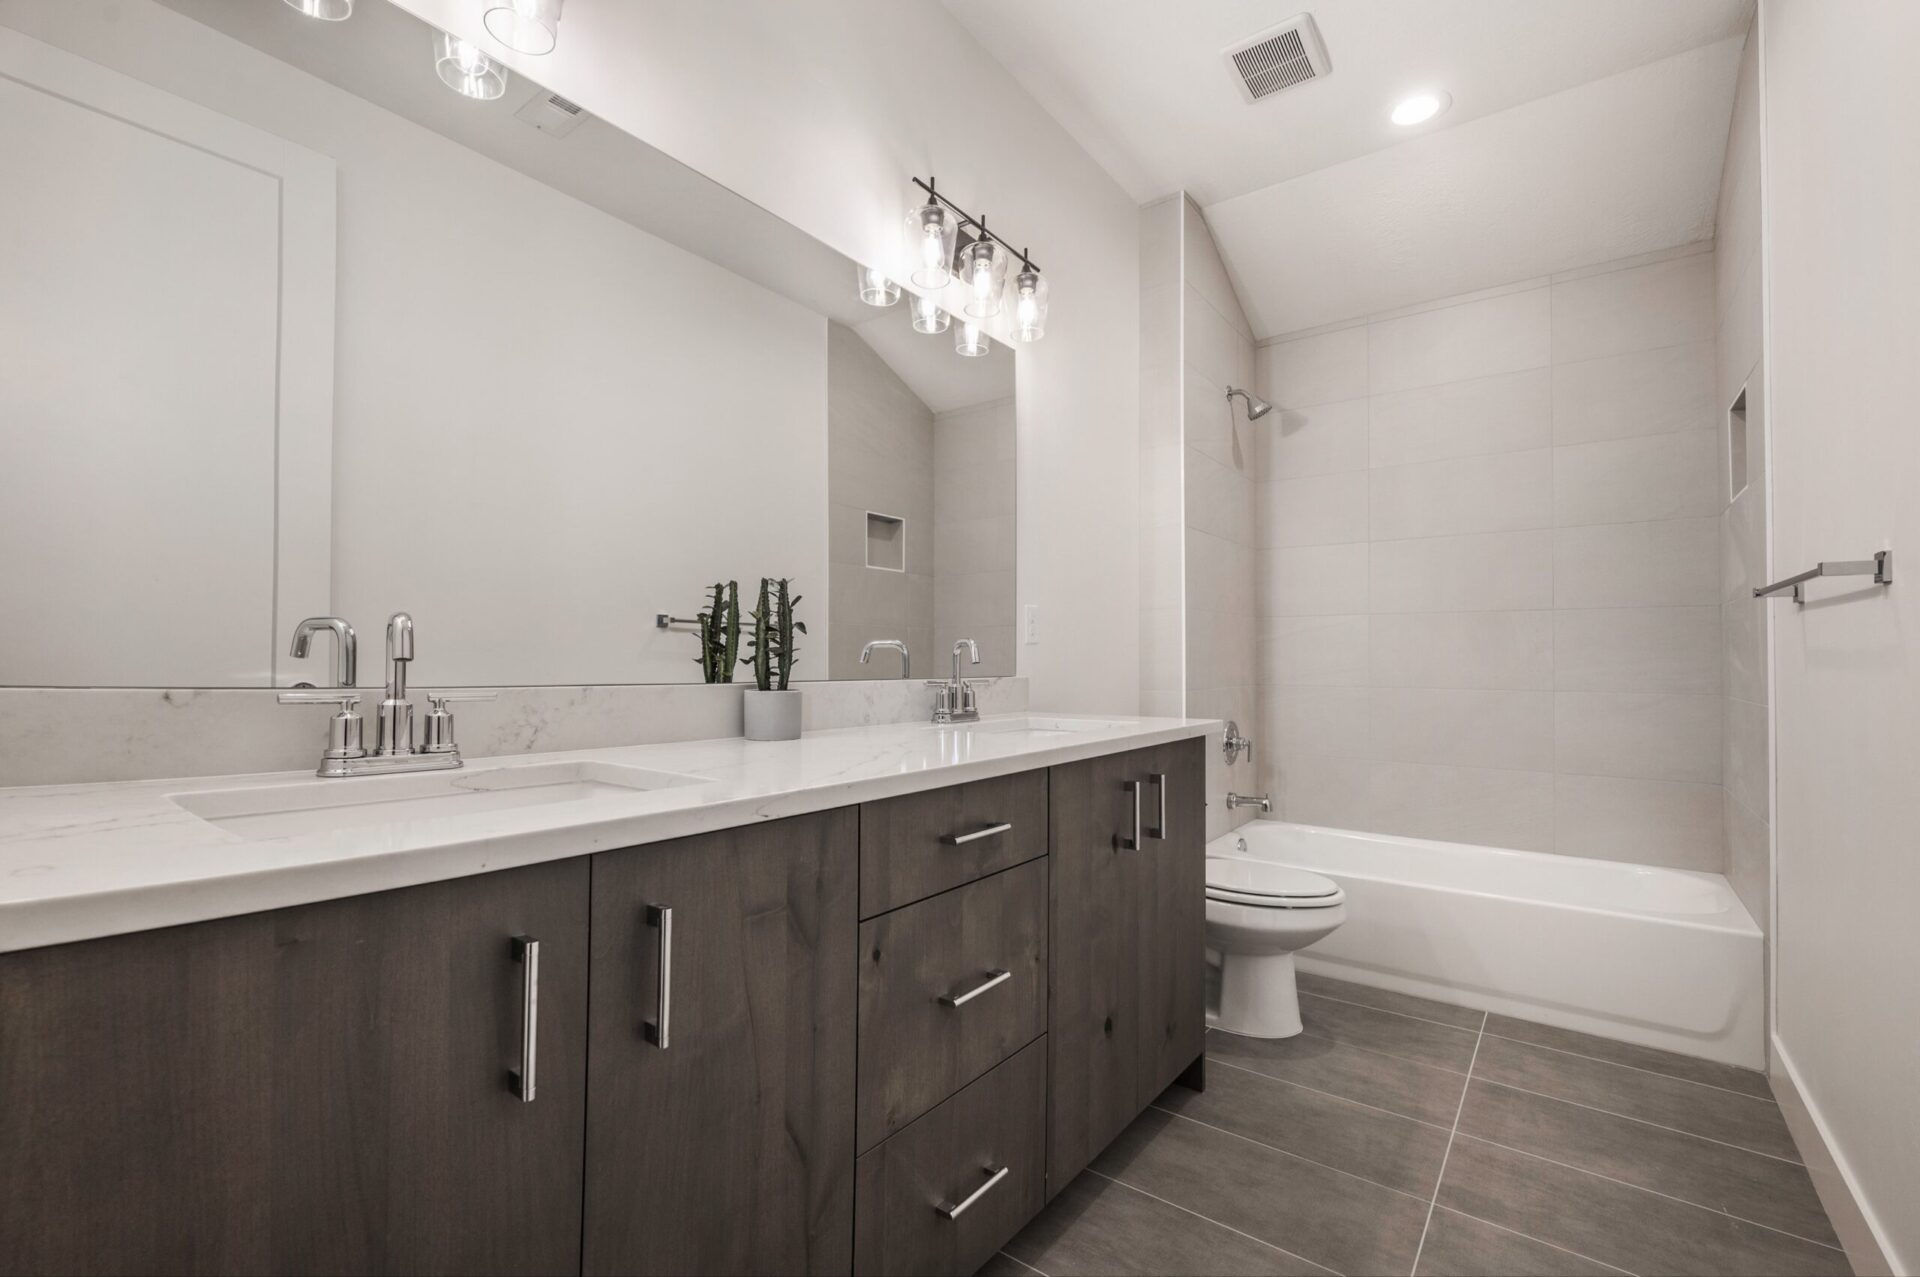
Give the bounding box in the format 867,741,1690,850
912,176,1040,273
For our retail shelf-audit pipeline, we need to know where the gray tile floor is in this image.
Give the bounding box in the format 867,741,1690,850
986,974,1851,1277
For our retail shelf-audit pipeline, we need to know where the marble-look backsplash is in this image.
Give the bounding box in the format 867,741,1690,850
0,677,1027,788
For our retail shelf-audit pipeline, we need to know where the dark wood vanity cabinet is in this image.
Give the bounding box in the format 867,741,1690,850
0,858,591,1277
582,811,858,1277
1046,739,1206,1191
0,736,1207,1277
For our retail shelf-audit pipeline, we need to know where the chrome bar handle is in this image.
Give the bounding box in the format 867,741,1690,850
941,821,1013,846
510,936,538,1101
1148,772,1168,840
1754,549,1892,603
938,968,1011,1007
938,1166,1011,1220
1120,779,1142,850
643,904,672,1048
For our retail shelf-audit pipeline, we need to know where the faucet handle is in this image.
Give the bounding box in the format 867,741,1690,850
419,691,495,755
277,692,365,760
278,691,361,707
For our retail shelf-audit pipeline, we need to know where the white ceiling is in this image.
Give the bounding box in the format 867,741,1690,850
946,0,1753,336
1209,37,1743,335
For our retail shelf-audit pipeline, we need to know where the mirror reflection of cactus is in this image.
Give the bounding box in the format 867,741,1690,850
694,582,741,684
744,577,806,692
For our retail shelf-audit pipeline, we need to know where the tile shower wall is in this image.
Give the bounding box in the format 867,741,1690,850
827,321,935,679
1255,246,1728,868
1715,28,1770,931
1138,197,1184,717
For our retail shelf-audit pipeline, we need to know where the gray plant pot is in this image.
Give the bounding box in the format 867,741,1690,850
743,689,803,741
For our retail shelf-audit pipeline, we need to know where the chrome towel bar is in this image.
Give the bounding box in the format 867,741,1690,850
1754,550,1892,603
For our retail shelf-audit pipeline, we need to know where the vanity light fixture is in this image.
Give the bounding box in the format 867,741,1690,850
906,176,1049,339
1390,90,1450,127
1009,254,1048,343
910,291,951,334
960,229,1009,318
283,0,352,18
905,191,960,289
483,0,563,56
435,30,508,100
856,265,901,307
954,318,991,358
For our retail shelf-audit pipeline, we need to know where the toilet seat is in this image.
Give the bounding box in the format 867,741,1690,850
1205,857,1344,909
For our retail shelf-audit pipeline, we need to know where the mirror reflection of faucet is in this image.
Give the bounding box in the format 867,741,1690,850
859,638,910,679
279,612,495,777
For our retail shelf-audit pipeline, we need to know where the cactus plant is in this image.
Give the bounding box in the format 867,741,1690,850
743,577,806,691
694,581,740,684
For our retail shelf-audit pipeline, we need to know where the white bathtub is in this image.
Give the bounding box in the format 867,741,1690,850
1211,821,1765,1068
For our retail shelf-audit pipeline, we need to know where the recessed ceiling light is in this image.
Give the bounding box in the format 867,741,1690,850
1390,91,1451,127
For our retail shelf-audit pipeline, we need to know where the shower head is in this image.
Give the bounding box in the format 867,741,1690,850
1226,386,1273,420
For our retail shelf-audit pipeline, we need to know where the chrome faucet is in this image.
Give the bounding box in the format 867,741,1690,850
1225,792,1272,812
859,638,911,678
290,616,356,688
927,638,981,725
279,611,494,777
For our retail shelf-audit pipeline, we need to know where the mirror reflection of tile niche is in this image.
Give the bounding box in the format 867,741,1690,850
827,325,1016,679
0,0,1018,690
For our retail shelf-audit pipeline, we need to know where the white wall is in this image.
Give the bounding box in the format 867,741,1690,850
1762,2,1920,1272
389,0,1143,714
1,0,831,688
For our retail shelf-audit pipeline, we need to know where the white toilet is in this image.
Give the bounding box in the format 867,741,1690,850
1204,855,1347,1038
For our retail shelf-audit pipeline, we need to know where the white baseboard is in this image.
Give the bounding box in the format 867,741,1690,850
1770,1034,1903,1276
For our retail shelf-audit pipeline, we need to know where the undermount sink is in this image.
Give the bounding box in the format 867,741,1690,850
172,760,708,838
937,715,1131,735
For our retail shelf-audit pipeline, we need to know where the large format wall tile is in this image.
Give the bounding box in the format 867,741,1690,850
1554,773,1723,869
1553,430,1721,527
1368,288,1551,395
1553,518,1720,608
1552,341,1716,445
1371,688,1554,772
1260,326,1368,410
1553,606,1721,694
1550,254,1714,363
1555,691,1722,785
1369,760,1555,851
1369,368,1551,468
1369,611,1553,691
1369,531,1555,614
1369,449,1554,540
1266,397,1369,480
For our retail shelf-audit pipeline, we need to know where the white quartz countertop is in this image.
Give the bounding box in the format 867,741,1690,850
0,713,1214,953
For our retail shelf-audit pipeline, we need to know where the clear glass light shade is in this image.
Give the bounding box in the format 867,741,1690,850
960,238,1009,318
284,0,352,18
483,0,563,55
904,202,959,289
855,265,900,307
1009,265,1049,342
435,31,509,100
954,318,991,358
910,292,951,334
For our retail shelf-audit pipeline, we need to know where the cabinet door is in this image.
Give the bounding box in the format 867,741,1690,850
1136,737,1207,1101
1045,748,1145,1192
0,859,591,1277
583,811,858,1277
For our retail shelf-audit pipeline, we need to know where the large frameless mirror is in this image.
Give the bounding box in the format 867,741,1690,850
0,0,1017,688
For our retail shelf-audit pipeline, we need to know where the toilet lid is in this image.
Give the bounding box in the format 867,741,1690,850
1205,856,1343,907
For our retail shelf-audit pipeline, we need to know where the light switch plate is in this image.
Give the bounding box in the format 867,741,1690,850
1023,604,1040,644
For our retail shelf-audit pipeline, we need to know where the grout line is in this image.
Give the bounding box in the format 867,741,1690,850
1433,1205,1639,1277
1205,1054,1459,1132
1450,1133,1847,1252
993,1249,1047,1276
1298,987,1489,1036
1478,1028,1773,1102
1083,1169,1343,1277
1470,1075,1806,1165
1145,1104,1432,1205
1204,1024,1474,1081
1409,1012,1484,1275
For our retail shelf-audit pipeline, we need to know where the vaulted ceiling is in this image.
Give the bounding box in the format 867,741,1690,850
945,0,1753,335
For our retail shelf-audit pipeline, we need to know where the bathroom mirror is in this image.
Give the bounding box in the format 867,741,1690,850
0,0,1017,689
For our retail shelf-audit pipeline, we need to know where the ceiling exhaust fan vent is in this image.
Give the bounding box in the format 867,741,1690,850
1223,14,1330,104
513,91,588,138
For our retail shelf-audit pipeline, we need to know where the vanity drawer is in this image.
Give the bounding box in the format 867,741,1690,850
852,1037,1046,1277
856,858,1047,1151
859,769,1048,918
